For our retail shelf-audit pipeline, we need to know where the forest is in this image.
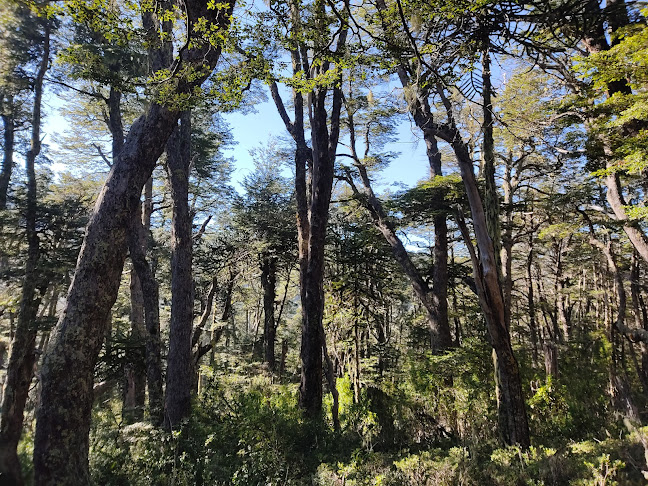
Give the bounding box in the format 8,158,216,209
1,0,648,484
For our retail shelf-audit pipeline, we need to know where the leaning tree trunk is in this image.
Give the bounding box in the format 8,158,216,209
0,23,50,486
32,2,233,482
456,138,530,447
402,66,529,446
346,165,451,352
164,110,194,431
344,92,452,353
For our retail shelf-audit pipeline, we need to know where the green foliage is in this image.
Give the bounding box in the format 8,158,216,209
89,374,354,485
389,175,466,225
233,141,296,257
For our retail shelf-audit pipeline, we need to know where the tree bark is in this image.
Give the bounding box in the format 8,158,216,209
299,85,335,416
103,87,147,424
526,236,539,366
0,23,49,486
630,255,648,392
345,167,451,352
596,240,639,420
261,255,277,369
124,265,146,422
33,3,233,482
191,277,218,392
164,110,194,431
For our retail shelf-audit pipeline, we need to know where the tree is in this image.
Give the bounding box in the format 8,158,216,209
338,78,454,353
32,0,234,481
0,8,51,483
0,0,46,210
164,110,194,430
366,0,531,447
261,0,348,418
233,142,296,369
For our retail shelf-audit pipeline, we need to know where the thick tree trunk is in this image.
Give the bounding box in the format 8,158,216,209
34,107,177,485
478,46,528,443
415,75,530,446
0,24,50,486
0,97,15,210
164,110,193,431
269,6,346,418
33,3,232,481
261,255,277,369
299,88,333,416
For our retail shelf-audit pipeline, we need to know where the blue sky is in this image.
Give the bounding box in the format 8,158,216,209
45,87,431,194
222,96,431,194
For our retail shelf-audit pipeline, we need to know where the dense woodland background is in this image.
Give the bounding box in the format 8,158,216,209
2,0,648,484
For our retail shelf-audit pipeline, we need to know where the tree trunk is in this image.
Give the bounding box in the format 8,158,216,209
268,1,346,419
630,255,648,392
102,86,147,425
526,237,539,366
0,23,49,486
543,342,558,379
123,265,146,422
477,45,529,445
425,117,450,350
588,234,640,420
33,3,232,481
396,69,452,351
448,123,530,448
501,156,516,330
299,86,333,416
261,255,277,369
0,97,15,210
164,110,194,431
128,205,164,424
